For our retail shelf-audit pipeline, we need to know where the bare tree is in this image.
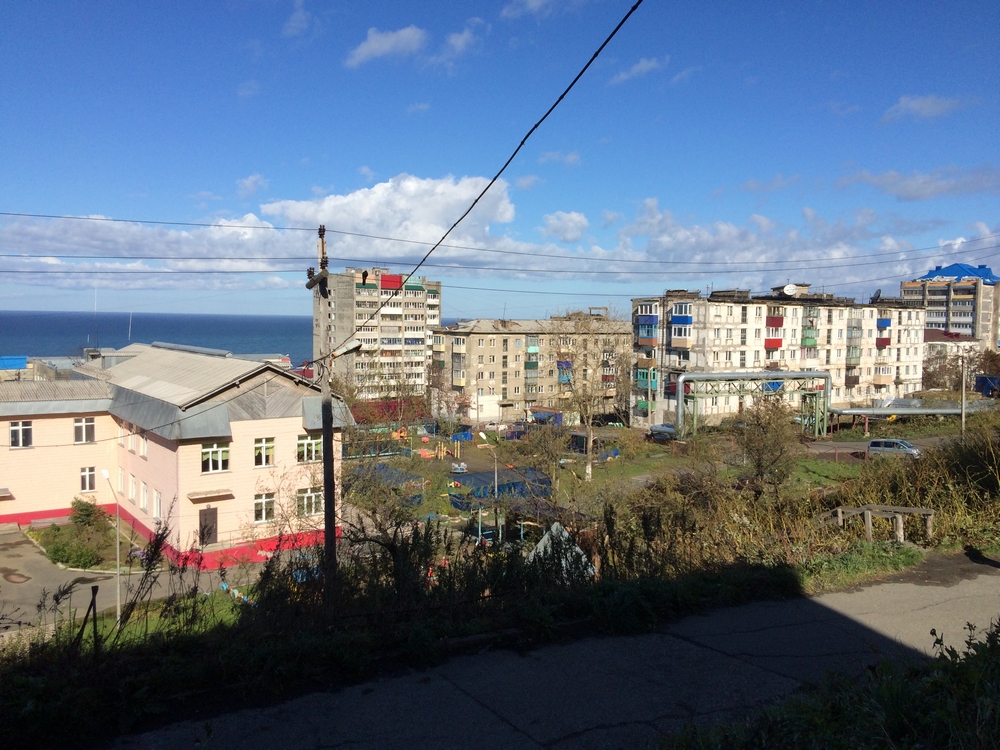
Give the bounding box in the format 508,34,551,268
544,309,631,482
729,397,801,501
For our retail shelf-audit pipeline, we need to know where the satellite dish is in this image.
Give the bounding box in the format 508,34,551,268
870,288,882,303
782,283,797,296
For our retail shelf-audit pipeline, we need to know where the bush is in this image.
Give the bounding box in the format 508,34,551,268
69,497,109,528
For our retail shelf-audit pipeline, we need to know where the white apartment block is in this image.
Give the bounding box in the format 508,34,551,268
311,266,441,401
900,263,999,352
432,310,632,424
632,284,926,425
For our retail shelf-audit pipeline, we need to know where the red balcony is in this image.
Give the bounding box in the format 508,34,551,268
764,338,782,350
876,337,891,348
765,316,783,328
637,337,658,347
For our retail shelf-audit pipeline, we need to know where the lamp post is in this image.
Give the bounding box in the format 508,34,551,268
479,432,501,544
99,469,120,627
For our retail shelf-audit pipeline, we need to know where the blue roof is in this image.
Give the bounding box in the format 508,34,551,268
918,263,998,284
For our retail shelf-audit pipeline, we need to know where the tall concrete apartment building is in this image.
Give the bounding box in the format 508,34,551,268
631,284,926,425
432,310,632,424
900,263,999,351
312,266,442,400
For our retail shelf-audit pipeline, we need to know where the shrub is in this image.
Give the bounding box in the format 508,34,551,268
69,497,109,528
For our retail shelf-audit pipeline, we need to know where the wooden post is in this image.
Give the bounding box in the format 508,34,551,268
834,447,839,463
836,507,843,527
864,509,873,542
893,513,904,543
90,585,99,659
925,513,934,539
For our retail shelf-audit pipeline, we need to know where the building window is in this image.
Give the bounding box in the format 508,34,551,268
297,487,323,517
9,421,32,448
129,474,136,503
80,467,96,492
118,468,125,493
297,434,322,463
140,432,148,458
140,482,148,511
74,417,96,444
117,423,125,446
201,442,230,473
254,438,275,467
254,493,275,523
153,490,162,520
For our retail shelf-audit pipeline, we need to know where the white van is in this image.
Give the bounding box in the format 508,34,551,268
868,439,921,459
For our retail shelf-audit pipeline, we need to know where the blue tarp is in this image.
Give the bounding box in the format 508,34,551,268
461,467,552,499
0,356,27,370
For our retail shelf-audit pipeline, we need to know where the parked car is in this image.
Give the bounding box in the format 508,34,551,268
868,439,921,459
484,422,508,432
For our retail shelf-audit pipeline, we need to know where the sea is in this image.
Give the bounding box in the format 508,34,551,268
0,311,314,366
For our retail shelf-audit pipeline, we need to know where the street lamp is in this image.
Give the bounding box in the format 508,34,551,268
100,469,120,627
478,432,501,544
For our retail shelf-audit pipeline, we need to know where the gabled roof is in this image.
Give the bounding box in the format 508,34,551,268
92,345,272,408
917,263,998,284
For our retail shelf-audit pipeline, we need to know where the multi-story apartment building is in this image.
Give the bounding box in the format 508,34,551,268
632,284,926,425
900,263,999,352
432,310,632,424
312,265,442,401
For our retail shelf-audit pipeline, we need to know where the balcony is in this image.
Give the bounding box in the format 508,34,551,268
803,306,820,319
670,337,692,349
873,373,893,385
801,326,818,347
635,314,658,325
877,317,892,329
671,314,693,326
527,345,539,354
524,360,539,370
452,377,466,387
432,342,445,352
637,337,658,347
452,343,466,354
845,374,860,387
846,347,862,366
876,337,891,348
765,315,783,328
602,374,617,383
764,338,782,350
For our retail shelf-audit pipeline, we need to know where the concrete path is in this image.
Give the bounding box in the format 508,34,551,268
114,552,1000,750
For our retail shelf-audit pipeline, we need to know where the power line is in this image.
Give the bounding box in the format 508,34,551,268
3,243,997,276
1,218,996,268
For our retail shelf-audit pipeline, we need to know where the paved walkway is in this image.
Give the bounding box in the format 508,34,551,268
114,552,1000,750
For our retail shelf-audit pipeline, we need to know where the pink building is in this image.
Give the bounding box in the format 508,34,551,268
0,344,353,567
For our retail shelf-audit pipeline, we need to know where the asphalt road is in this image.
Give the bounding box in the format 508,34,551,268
113,551,1000,750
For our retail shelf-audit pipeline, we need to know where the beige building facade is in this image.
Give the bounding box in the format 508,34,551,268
0,344,353,567
901,263,999,352
632,285,926,425
432,310,632,424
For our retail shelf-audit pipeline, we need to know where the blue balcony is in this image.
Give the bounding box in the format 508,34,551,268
671,314,693,325
637,324,657,339
877,317,892,329
558,374,573,384
636,314,658,326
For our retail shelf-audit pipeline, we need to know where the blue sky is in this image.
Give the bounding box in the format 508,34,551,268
1,0,997,320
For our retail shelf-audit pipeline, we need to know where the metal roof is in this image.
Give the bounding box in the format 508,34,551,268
918,263,998,284
97,347,269,407
0,380,112,416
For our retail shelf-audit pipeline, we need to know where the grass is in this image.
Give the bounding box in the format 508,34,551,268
667,618,1000,750
797,541,923,594
830,414,962,442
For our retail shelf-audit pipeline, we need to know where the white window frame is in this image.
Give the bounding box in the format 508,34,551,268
254,492,275,524
201,442,230,473
254,437,275,468
80,466,96,493
297,434,322,463
9,421,32,448
296,487,323,517
74,417,95,444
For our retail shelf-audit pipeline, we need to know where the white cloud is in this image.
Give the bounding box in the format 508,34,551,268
358,166,375,182
407,102,430,115
881,95,962,122
827,101,860,116
345,26,427,68
838,166,1000,201
601,210,622,228
427,19,486,69
282,0,312,37
542,211,589,242
515,175,540,190
237,174,269,198
501,0,561,19
609,56,668,85
742,174,800,193
237,80,259,98
539,151,580,166
670,66,701,85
